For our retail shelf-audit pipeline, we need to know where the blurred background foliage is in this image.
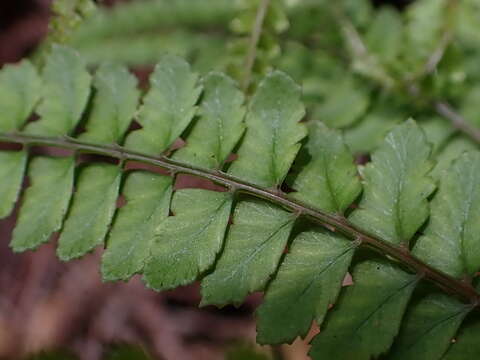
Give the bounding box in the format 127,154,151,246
59,0,480,173
1,0,480,359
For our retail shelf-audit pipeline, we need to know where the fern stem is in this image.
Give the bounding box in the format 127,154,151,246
434,101,480,144
242,0,271,91
1,132,479,306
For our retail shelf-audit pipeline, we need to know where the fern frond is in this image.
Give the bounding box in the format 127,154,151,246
1,47,480,360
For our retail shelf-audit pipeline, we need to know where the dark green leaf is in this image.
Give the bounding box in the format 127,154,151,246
390,292,471,360
443,314,480,360
201,198,295,306
309,260,419,360
256,229,356,344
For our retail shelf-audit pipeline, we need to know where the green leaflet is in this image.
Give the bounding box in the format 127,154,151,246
404,0,447,72
0,60,41,132
390,292,471,360
143,189,232,290
10,157,75,252
310,119,435,360
25,45,91,136
79,63,140,144
101,172,172,281
431,136,477,180
0,60,40,219
201,198,295,306
142,73,243,289
125,55,202,155
228,71,307,188
200,72,305,306
364,6,403,67
172,72,246,169
317,75,370,129
256,121,360,344
344,102,402,154
256,229,357,344
388,152,480,359
309,259,419,360
414,151,480,277
350,119,435,245
57,164,121,260
443,315,480,359
292,122,361,214
0,151,27,218
421,117,456,155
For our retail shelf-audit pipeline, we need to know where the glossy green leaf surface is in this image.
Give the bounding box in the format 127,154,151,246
318,75,369,129
228,71,306,188
144,189,232,290
310,119,435,360
0,151,27,218
125,55,202,155
292,122,361,214
172,72,245,169
443,315,480,360
101,171,172,281
390,292,471,360
414,151,480,277
57,164,121,260
0,60,41,132
350,119,435,245
25,45,91,136
388,152,480,360
11,157,75,252
80,63,139,144
309,259,419,360
201,198,295,306
256,229,356,344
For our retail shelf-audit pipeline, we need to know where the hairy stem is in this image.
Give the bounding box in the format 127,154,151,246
1,132,479,305
434,101,480,143
242,0,271,91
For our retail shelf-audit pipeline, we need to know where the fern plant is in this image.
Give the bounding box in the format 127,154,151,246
1,42,480,360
